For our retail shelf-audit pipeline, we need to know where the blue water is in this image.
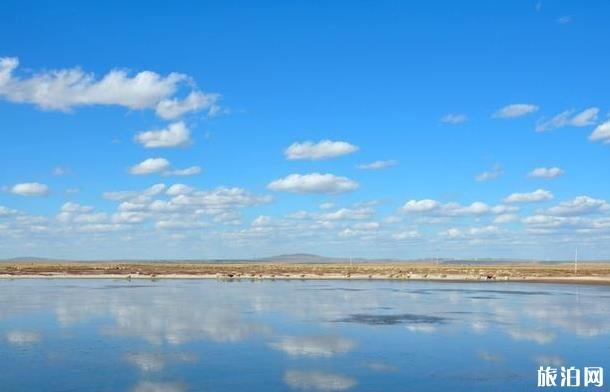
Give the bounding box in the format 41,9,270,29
0,279,609,391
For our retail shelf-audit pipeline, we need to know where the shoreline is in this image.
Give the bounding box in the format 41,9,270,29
2,262,610,285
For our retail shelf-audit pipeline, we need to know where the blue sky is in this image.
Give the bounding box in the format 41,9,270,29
1,1,609,260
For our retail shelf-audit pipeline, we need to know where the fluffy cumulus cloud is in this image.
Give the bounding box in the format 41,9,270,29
440,113,467,124
134,121,192,148
7,182,50,197
0,57,219,118
318,206,374,221
589,120,610,144
493,214,519,224
492,103,539,118
528,167,564,179
402,199,513,217
130,158,171,175
0,205,17,216
165,184,195,196
284,140,358,160
4,183,273,238
504,189,553,203
129,158,201,177
440,225,504,240
536,107,599,132
3,180,610,258
402,199,440,213
544,196,610,216
268,173,359,194
155,91,221,120
356,160,397,170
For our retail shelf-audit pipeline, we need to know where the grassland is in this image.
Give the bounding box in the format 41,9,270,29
2,262,610,284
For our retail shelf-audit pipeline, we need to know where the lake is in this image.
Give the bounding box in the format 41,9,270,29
1,279,609,391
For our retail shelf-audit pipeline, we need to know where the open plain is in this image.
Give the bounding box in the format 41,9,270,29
2,262,610,284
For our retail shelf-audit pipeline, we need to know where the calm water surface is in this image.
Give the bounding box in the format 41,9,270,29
1,279,609,391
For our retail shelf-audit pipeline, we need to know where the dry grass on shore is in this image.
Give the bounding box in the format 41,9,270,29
2,262,610,284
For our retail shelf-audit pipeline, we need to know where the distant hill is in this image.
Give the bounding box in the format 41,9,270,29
1,256,60,263
2,254,608,264
259,253,341,263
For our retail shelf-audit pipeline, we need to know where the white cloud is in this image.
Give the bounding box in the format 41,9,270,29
545,196,610,216
536,107,599,132
356,160,397,170
284,140,358,160
440,113,467,124
352,222,380,230
134,121,192,148
571,107,599,126
557,16,572,24
402,199,509,217
441,225,502,239
492,104,539,118
441,227,462,238
402,199,440,213
319,206,374,221
283,370,356,391
251,215,272,227
528,167,564,179
446,202,492,216
8,182,50,197
589,120,610,143
170,186,272,209
268,173,359,194
130,158,170,175
0,57,219,118
475,165,503,182
468,225,502,236
493,214,518,224
392,230,421,240
166,184,195,196
0,205,17,216
319,202,334,210
60,202,94,213
129,159,199,177
163,166,202,177
504,189,553,203
155,91,221,120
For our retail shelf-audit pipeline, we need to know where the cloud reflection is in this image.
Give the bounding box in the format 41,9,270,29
284,370,357,391
5,330,41,345
270,336,355,357
131,381,186,392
